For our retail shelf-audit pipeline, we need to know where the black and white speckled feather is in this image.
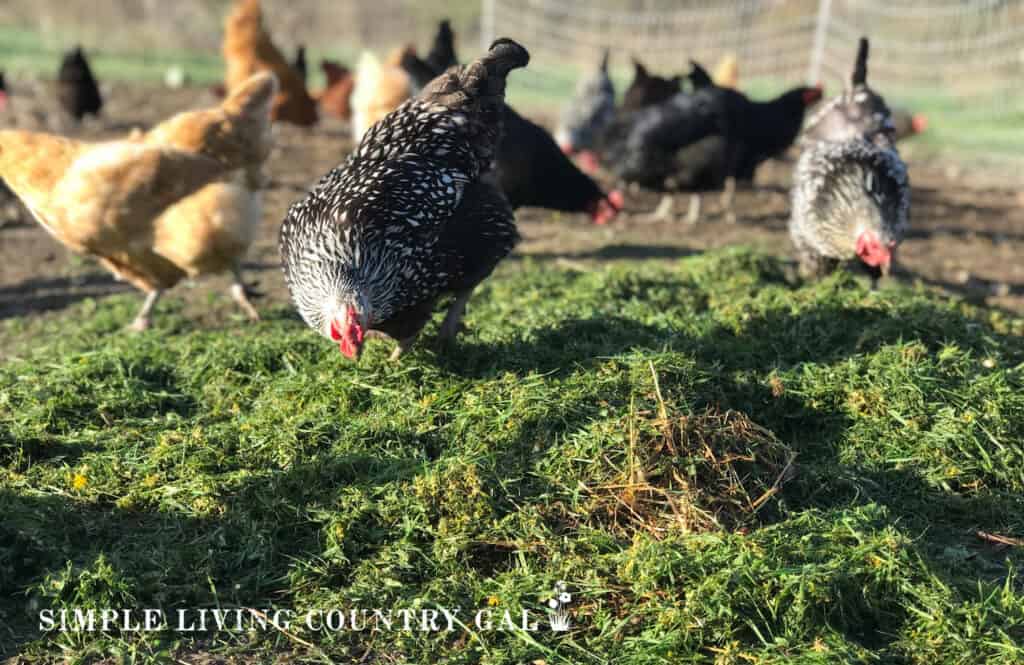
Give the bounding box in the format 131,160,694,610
279,39,528,349
790,138,910,275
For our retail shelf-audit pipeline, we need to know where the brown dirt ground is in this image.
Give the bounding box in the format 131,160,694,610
1,82,1022,351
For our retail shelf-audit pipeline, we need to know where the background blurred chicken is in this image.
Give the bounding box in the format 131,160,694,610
317,60,354,120
292,45,308,84
556,48,615,174
350,47,413,141
223,0,317,126
500,105,623,224
56,46,102,121
0,72,7,112
280,40,529,361
604,62,820,189
424,19,458,74
621,58,681,111
0,73,277,330
713,53,739,89
791,38,909,286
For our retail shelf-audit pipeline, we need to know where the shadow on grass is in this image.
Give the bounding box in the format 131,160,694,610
513,244,702,263
0,272,132,321
0,446,428,657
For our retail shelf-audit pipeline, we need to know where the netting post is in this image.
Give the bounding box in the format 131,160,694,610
480,0,496,52
807,0,832,85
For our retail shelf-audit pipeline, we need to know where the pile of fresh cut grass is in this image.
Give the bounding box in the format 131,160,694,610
2,247,1023,664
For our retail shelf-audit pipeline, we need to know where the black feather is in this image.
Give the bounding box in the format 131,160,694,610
852,37,869,87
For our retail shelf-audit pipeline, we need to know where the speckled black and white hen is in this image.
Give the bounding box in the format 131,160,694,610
279,39,529,361
790,37,910,286
790,138,909,284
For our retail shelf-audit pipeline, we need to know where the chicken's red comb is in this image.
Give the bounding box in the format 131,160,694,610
911,114,928,134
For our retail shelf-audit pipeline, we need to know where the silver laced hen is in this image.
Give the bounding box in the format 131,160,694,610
790,36,910,286
279,39,529,361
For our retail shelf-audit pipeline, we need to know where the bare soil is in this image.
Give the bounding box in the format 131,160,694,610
1,82,1022,344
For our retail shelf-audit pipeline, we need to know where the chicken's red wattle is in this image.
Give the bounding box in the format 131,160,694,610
856,232,892,268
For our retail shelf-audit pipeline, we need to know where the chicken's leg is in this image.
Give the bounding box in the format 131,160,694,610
438,289,473,342
686,194,701,225
646,194,674,222
720,176,737,223
129,290,162,332
389,334,419,361
230,266,261,321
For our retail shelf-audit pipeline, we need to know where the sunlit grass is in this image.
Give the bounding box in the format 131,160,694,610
2,247,1023,663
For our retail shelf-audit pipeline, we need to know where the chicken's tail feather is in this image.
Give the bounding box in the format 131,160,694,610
427,38,528,107
480,39,530,81
852,37,869,86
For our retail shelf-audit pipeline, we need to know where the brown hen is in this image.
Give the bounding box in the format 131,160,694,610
223,0,317,126
0,73,277,330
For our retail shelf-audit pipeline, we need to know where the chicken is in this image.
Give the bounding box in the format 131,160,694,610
317,60,354,120
350,48,414,142
56,46,103,121
621,58,681,111
603,62,821,189
424,19,458,74
0,73,278,329
0,72,7,112
499,105,622,224
790,139,909,285
713,53,739,89
790,38,910,286
400,48,622,225
351,21,456,136
400,48,442,91
279,39,529,361
556,49,615,173
293,45,308,85
223,0,317,126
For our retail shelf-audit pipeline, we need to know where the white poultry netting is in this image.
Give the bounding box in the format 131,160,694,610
486,0,1024,127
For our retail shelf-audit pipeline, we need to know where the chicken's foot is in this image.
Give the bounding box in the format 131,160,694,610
129,290,162,332
389,334,419,361
686,194,701,225
230,267,261,321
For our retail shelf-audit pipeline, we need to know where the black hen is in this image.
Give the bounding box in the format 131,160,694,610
621,58,681,111
603,62,821,189
425,19,458,74
280,39,529,361
57,46,103,121
499,105,622,224
293,45,308,85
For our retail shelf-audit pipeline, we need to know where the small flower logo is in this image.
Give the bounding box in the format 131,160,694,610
546,581,572,632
